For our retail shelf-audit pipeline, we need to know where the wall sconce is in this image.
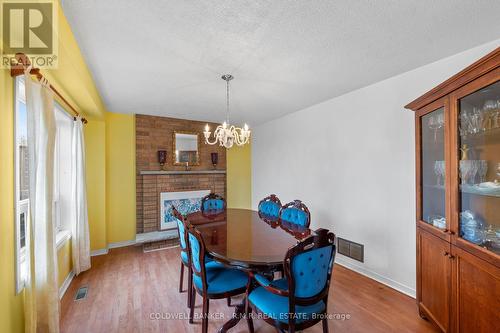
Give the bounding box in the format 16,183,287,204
211,152,218,170
158,150,167,170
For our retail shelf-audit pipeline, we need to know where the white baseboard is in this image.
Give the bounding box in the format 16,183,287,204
59,270,75,299
335,255,416,298
90,248,109,256
108,239,136,249
90,239,137,257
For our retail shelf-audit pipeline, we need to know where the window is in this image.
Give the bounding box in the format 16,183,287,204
14,77,73,293
53,105,73,233
14,76,28,293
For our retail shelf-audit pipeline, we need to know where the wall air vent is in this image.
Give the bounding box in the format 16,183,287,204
337,237,364,262
74,286,88,301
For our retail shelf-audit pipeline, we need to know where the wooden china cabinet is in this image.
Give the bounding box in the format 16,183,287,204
406,47,500,333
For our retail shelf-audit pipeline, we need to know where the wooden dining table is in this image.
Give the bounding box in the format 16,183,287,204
184,208,312,332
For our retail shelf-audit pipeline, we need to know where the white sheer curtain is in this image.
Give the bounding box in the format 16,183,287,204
71,117,91,275
24,72,60,333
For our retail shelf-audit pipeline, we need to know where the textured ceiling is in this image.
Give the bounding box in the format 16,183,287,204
61,0,500,125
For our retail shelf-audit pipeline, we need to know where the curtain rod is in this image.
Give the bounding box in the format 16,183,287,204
10,53,88,124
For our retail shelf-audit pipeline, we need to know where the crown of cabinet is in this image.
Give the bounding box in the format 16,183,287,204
405,47,500,111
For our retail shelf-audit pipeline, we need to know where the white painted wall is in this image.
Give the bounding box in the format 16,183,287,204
252,39,500,297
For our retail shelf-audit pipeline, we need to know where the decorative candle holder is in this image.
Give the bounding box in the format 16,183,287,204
211,152,218,170
157,150,167,170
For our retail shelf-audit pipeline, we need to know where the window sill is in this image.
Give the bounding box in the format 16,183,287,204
56,230,71,250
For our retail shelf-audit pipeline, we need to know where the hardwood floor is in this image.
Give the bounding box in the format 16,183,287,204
60,246,438,333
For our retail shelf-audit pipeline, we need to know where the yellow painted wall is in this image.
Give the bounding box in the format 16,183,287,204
41,0,106,119
0,1,107,331
84,121,108,250
1,1,253,331
227,143,252,209
0,64,25,333
105,113,136,244
57,240,73,288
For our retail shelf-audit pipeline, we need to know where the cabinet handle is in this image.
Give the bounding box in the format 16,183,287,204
448,254,455,260
443,251,449,256
442,229,456,235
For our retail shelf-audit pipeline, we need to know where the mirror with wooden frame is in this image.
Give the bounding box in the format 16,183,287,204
173,131,200,166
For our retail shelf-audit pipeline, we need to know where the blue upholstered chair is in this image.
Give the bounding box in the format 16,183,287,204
201,193,225,212
247,229,336,333
187,225,251,333
258,194,282,221
173,208,193,308
174,207,227,309
279,200,311,228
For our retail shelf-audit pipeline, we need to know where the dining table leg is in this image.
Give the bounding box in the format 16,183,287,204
219,276,255,333
217,300,247,333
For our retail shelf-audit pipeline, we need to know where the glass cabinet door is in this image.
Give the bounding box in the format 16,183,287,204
421,107,447,230
457,80,500,255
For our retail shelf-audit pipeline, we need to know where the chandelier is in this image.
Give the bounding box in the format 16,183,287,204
204,74,250,148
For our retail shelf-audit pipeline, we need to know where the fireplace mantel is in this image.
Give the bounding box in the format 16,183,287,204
140,170,226,176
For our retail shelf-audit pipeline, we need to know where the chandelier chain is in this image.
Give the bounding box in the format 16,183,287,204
226,78,230,123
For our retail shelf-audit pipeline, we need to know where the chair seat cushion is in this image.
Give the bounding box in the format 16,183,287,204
249,285,325,324
193,265,248,295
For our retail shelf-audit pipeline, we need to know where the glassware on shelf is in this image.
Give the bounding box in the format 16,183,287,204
483,99,497,112
459,99,500,137
472,181,500,196
493,228,500,251
428,113,444,141
483,100,497,130
460,111,471,137
434,161,445,186
460,160,474,185
456,80,500,257
471,107,484,133
478,160,488,184
484,225,500,252
459,160,488,185
460,210,485,245
428,215,446,229
492,100,500,129
484,225,497,242
421,108,446,226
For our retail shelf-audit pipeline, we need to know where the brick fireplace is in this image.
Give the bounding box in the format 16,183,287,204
135,114,226,249
136,172,226,233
